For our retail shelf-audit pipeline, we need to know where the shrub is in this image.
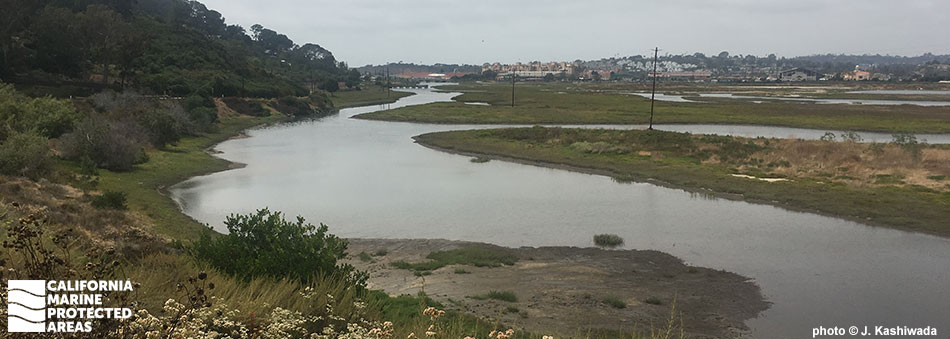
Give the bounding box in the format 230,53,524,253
273,96,316,117
90,190,128,210
644,296,663,305
222,97,269,116
59,116,149,171
471,290,517,302
601,296,627,309
372,249,388,256
190,208,367,287
593,234,624,248
0,132,52,179
0,82,80,139
136,107,188,148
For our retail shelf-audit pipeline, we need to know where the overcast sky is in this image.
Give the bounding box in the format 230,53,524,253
199,0,950,67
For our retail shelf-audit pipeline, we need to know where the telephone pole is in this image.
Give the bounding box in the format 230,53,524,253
649,47,658,130
386,65,391,98
511,73,516,107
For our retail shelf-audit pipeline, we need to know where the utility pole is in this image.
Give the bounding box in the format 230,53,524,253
386,64,391,98
511,73,516,107
649,47,658,130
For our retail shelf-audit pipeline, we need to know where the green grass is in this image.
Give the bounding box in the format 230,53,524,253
389,247,518,272
454,268,471,274
471,290,518,302
330,84,414,109
593,234,624,248
358,251,373,262
95,113,287,240
414,128,950,237
355,82,950,133
601,296,627,309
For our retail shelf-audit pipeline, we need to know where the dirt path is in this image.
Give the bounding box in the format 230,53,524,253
343,238,769,338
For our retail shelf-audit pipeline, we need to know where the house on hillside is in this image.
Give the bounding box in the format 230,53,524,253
777,68,819,82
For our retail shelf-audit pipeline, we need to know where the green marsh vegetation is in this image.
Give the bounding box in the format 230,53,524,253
390,247,519,273
357,82,950,133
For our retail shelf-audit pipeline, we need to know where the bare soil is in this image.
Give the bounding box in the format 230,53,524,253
344,238,769,338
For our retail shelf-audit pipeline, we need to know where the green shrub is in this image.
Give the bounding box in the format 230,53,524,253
0,132,52,179
274,96,316,117
593,234,624,248
358,251,372,262
90,191,128,210
190,208,367,287
601,296,627,309
453,268,470,274
471,290,517,302
372,249,388,256
0,83,80,139
644,296,663,305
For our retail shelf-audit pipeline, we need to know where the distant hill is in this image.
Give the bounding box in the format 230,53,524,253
0,0,359,97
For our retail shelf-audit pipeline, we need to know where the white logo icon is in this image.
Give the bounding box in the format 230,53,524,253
7,280,47,332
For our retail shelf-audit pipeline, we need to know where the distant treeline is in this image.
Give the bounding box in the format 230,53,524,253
0,0,360,98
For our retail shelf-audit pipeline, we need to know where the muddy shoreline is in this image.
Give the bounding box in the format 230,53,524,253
344,238,769,338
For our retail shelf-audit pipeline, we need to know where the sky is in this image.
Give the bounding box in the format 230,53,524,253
199,0,950,67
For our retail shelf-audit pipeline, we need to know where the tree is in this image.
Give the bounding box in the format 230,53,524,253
321,78,339,93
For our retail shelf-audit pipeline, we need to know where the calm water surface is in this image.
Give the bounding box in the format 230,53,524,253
170,87,950,338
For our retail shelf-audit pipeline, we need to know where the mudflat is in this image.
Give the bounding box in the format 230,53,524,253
344,238,769,338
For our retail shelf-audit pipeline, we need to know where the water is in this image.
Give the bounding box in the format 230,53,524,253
849,89,950,95
630,91,950,106
699,93,950,106
169,87,950,338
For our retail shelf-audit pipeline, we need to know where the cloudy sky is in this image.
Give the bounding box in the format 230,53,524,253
199,0,950,66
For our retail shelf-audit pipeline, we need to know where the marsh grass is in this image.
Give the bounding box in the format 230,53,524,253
602,296,627,309
391,247,518,272
471,290,518,302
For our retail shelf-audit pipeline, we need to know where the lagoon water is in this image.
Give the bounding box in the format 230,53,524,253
170,87,950,338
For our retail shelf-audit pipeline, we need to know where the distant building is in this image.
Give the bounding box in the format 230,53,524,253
778,68,819,82
843,65,872,81
648,71,712,81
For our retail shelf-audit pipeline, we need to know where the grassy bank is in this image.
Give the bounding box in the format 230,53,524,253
331,84,414,108
355,82,950,133
414,127,950,237
90,112,288,240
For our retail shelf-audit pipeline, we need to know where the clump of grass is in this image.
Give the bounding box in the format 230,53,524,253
91,190,128,210
593,234,624,248
471,290,518,302
601,296,627,309
413,270,432,277
644,296,663,305
505,306,520,313
373,249,388,256
454,268,470,274
390,247,518,272
928,175,946,181
358,251,372,262
470,156,491,163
